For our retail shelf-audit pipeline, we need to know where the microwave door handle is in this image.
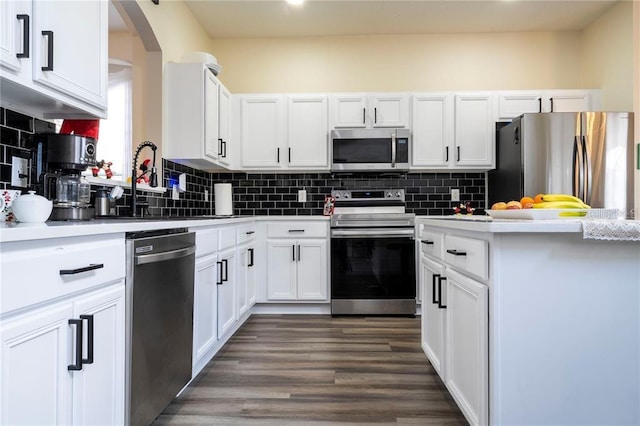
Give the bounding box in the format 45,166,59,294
391,132,397,168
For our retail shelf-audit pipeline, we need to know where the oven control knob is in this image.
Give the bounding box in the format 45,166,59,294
343,193,350,199
335,193,341,199
395,191,402,198
385,191,393,198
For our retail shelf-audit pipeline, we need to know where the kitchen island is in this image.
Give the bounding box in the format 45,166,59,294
416,217,640,426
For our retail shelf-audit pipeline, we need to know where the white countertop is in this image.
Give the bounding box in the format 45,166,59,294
416,215,586,233
0,215,330,243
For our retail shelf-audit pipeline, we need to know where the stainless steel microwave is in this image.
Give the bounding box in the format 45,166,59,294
331,128,411,172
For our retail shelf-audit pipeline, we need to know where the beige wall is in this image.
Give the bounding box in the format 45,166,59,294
634,0,639,218
210,32,586,94
581,1,634,111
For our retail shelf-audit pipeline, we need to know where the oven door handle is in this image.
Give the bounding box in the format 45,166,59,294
331,229,415,238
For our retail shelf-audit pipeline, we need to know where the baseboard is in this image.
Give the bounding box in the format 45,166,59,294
251,303,331,315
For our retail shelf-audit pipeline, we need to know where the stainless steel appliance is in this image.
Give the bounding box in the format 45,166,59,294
31,134,97,220
330,189,416,315
488,112,635,218
331,128,410,172
125,229,196,426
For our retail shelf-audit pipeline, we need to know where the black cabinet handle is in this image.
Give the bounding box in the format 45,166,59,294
374,107,377,124
288,229,305,233
456,146,460,162
248,248,254,267
60,263,104,275
362,108,366,124
80,314,94,365
216,261,223,285
68,319,83,371
41,30,53,71
292,244,295,261
222,140,227,158
432,274,440,305
246,231,255,235
218,138,223,156
421,240,434,245
288,147,291,163
297,244,301,262
445,146,449,162
222,259,228,282
446,249,467,256
550,97,554,113
437,276,447,309
277,148,280,163
538,98,542,113
16,14,29,58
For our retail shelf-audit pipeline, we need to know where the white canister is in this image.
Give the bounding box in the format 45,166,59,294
214,183,233,216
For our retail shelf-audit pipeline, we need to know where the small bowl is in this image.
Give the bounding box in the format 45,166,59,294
12,191,53,223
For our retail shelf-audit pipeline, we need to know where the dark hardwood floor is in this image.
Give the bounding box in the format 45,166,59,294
154,315,467,425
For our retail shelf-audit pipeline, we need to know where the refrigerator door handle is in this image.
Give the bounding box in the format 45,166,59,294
582,135,592,205
572,136,584,200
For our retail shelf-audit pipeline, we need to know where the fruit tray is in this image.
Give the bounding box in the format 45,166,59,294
486,209,589,220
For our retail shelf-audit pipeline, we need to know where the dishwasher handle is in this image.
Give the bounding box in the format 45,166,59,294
135,246,196,265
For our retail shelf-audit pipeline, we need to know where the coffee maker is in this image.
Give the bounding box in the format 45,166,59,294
31,134,97,220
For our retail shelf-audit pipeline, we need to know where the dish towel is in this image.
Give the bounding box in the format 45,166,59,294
582,220,640,241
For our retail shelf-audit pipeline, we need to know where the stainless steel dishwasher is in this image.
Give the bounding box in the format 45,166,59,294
125,228,196,426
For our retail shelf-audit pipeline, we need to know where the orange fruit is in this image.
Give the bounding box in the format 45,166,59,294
491,202,507,210
506,200,523,210
520,196,534,205
533,194,544,204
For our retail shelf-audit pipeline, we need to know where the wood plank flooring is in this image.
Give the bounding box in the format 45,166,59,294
154,315,467,425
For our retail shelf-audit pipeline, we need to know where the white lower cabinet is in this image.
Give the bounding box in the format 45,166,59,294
0,281,125,426
444,268,488,426
420,255,446,377
217,248,237,336
266,239,328,301
237,243,256,317
193,254,219,370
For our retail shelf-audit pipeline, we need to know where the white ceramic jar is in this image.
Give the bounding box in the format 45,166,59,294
11,191,53,223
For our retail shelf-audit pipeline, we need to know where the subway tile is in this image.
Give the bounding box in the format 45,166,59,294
34,119,56,134
5,110,33,133
1,127,19,147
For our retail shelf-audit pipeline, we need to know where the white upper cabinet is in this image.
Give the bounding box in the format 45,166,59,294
165,63,233,170
240,95,284,168
287,95,329,169
454,93,495,168
0,0,108,118
497,89,597,120
331,94,410,128
411,93,454,168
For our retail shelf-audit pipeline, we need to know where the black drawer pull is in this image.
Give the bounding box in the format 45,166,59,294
222,259,228,282
60,264,104,275
216,261,223,285
17,14,29,58
80,314,94,364
41,30,53,71
421,240,434,245
218,138,223,156
68,319,83,371
437,276,447,309
248,248,254,267
446,249,467,256
288,229,305,233
245,231,255,235
432,274,440,305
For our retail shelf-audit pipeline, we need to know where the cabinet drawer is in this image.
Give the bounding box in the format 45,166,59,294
443,235,488,281
236,223,257,244
195,227,219,257
1,234,125,315
218,227,236,250
267,222,328,238
420,229,444,260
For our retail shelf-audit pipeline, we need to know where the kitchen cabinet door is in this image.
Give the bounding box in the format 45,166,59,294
445,268,488,426
0,0,29,77
217,248,237,336
287,95,329,169
266,240,298,300
193,254,218,373
71,282,125,426
332,95,368,128
0,302,73,425
204,69,221,161
218,83,232,167
421,256,446,378
296,239,328,300
542,90,592,112
32,0,107,110
454,94,495,168
496,91,542,120
412,94,453,168
370,94,409,128
237,245,252,317
241,95,284,168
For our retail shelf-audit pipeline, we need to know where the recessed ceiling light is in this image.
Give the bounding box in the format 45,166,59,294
287,0,304,6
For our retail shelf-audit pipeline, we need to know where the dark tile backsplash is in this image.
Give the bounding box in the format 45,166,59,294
1,108,486,216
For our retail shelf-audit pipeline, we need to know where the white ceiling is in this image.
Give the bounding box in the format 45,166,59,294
176,0,620,39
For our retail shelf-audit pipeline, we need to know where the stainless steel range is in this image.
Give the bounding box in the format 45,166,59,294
330,189,416,316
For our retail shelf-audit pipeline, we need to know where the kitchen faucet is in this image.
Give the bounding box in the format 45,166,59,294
131,141,158,217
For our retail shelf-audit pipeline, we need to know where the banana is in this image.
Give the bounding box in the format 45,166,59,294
532,201,590,209
540,194,587,205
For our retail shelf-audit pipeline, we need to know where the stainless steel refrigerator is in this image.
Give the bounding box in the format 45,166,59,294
488,112,635,218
